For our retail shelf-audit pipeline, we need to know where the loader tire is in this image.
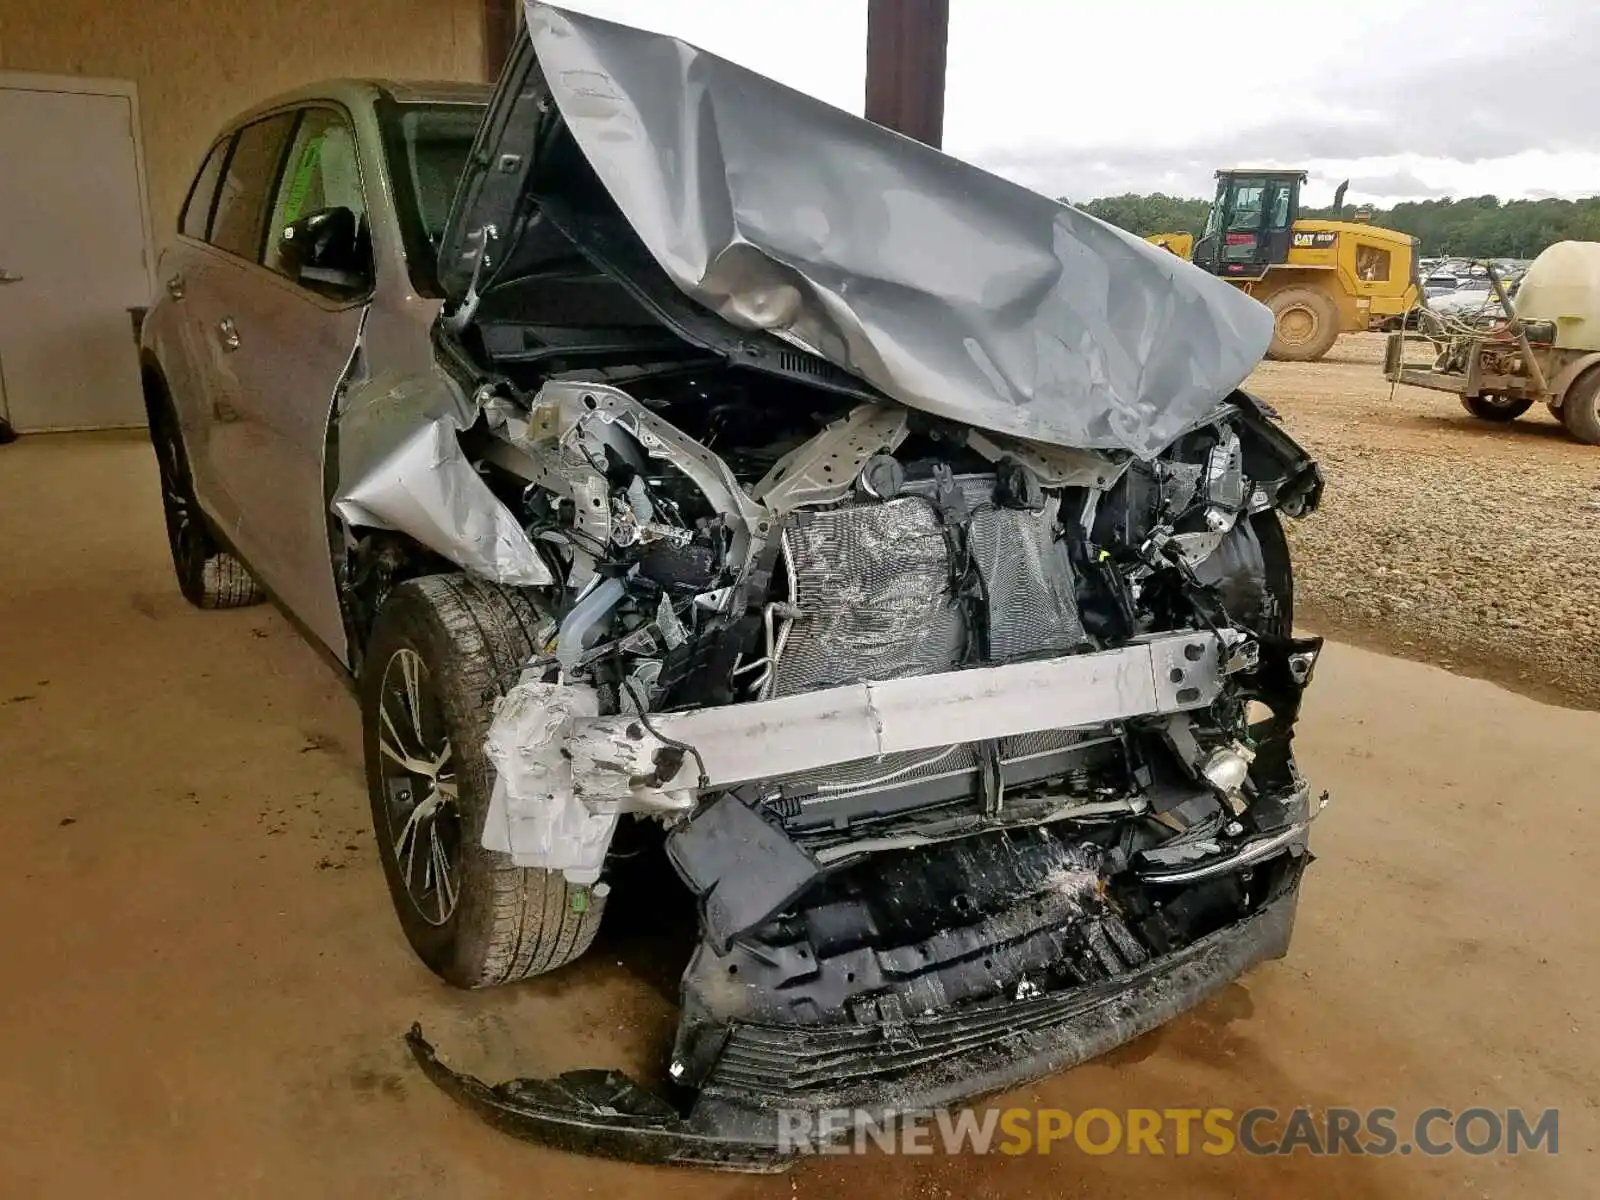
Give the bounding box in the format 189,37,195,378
1558,368,1600,445
361,574,606,988
1462,395,1533,422
1266,286,1341,362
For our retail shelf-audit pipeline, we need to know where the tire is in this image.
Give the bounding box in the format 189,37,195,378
1265,285,1341,362
1462,395,1533,422
360,574,605,988
147,386,263,609
1558,368,1600,445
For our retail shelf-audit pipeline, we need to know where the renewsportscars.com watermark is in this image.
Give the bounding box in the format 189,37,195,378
778,1106,1560,1158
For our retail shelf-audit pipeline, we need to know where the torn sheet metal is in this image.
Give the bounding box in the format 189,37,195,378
513,3,1272,459
334,364,553,587
336,418,554,587
508,381,768,574
751,404,909,511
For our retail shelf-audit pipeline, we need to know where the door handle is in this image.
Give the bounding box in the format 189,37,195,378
218,317,240,351
0,268,22,285
166,273,185,299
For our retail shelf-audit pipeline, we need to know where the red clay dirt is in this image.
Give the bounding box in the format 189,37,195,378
0,399,1594,1198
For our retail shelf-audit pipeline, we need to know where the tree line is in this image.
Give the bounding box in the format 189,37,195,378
1071,192,1600,259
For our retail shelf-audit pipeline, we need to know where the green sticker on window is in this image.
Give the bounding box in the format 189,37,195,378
281,134,324,225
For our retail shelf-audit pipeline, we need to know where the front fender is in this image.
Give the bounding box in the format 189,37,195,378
1547,351,1600,408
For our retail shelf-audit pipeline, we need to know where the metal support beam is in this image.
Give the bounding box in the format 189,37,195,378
483,0,521,82
563,632,1224,798
864,0,950,149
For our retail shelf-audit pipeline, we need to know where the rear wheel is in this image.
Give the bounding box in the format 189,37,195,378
1462,394,1533,422
147,388,262,609
1265,285,1341,362
360,574,605,988
1558,369,1600,445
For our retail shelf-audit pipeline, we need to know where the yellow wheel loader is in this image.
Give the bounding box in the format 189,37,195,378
1147,170,1421,362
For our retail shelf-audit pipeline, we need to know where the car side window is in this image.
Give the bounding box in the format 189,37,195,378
209,113,296,261
261,107,373,297
179,138,230,240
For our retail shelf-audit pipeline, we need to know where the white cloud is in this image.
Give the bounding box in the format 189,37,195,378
554,0,1600,203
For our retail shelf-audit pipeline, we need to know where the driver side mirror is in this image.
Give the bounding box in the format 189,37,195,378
278,206,371,296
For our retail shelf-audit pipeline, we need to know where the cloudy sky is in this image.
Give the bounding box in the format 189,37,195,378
558,0,1599,207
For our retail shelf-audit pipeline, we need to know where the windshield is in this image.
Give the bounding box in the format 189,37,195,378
377,99,487,297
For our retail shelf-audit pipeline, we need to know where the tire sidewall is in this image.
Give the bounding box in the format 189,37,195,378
148,392,210,606
1267,287,1340,362
1462,394,1533,421
1559,369,1600,444
360,583,515,985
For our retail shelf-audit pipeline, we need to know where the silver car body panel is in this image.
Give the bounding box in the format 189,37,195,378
140,80,552,660
334,367,556,589
457,3,1276,460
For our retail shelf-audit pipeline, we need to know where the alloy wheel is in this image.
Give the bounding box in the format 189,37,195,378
376,648,462,927
155,419,206,584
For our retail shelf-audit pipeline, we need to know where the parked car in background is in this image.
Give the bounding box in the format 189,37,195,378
136,3,1327,1164
1423,272,1461,298
1427,278,1511,322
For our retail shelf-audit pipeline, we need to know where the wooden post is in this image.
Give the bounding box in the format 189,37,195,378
864,0,951,149
483,0,521,82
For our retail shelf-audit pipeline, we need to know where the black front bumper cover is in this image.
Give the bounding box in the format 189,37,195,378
406,863,1301,1170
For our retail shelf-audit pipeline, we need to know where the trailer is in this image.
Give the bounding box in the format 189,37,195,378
1383,242,1600,445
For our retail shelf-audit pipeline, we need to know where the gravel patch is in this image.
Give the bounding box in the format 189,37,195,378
1247,334,1599,709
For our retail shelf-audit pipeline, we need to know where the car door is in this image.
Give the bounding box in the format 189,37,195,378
180,113,297,543
147,133,232,504
222,105,372,657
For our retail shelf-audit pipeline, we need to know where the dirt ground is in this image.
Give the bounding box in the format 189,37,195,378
1,412,1596,1198
1252,333,1600,711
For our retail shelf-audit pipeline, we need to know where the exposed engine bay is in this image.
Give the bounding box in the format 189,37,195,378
403,342,1325,1126
360,4,1328,1163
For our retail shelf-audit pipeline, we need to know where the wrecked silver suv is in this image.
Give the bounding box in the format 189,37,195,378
140,3,1324,1168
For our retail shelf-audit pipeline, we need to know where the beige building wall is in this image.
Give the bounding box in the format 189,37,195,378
0,0,484,245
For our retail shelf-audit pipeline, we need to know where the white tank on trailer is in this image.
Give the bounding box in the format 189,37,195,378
1512,241,1600,351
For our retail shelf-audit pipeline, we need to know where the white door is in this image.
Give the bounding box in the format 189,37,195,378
0,81,151,432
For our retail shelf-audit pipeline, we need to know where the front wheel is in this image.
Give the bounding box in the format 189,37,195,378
1266,286,1341,362
1462,394,1533,422
360,574,605,988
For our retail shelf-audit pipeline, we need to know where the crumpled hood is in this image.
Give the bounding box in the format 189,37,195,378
503,3,1272,458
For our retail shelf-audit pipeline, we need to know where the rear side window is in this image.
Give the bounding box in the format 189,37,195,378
179,139,229,240
209,113,295,261
1356,244,1392,283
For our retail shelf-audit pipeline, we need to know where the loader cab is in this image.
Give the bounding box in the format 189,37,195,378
1192,170,1304,279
